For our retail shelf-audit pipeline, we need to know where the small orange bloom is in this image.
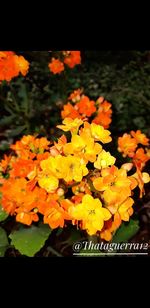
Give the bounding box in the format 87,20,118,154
92,112,112,128
48,58,64,74
118,133,137,157
16,211,39,226
76,96,96,117
131,130,149,146
64,51,81,68
0,155,12,173
61,103,80,119
14,55,29,76
10,159,36,178
133,148,150,168
0,51,29,82
44,200,70,229
68,89,82,102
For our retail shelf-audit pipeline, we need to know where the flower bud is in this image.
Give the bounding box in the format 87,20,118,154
57,188,65,197
50,147,60,157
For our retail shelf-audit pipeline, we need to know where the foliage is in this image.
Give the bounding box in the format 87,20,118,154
112,219,140,243
9,224,51,257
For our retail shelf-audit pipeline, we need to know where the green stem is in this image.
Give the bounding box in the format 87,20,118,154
9,83,20,113
47,246,63,257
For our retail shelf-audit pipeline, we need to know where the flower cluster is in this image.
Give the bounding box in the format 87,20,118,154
118,130,150,197
0,51,29,82
48,51,81,74
61,89,112,128
1,119,149,241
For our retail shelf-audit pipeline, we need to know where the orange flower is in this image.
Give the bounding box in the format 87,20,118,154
68,89,82,102
133,148,150,168
64,51,81,68
0,178,27,214
99,101,112,113
11,135,50,159
0,155,12,173
0,51,29,82
48,58,64,74
92,112,111,128
16,211,39,226
118,197,134,221
14,55,29,76
0,51,18,82
100,212,122,241
10,159,36,178
54,135,67,153
76,96,96,117
72,180,91,196
131,130,149,146
0,198,16,216
43,200,71,229
118,133,137,157
61,103,80,119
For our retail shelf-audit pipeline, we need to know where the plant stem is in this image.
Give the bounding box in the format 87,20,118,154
47,246,63,257
9,83,20,113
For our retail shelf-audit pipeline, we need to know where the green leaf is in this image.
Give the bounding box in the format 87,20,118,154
9,224,51,257
0,205,8,222
0,227,9,257
8,125,26,137
0,115,15,126
112,219,140,243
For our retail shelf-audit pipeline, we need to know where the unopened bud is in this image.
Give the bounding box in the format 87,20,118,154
80,186,85,192
96,96,104,104
50,147,60,157
34,208,38,213
57,188,65,197
121,163,133,171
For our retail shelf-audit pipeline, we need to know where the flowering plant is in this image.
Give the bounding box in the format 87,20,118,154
0,51,29,82
48,51,81,74
61,89,112,128
0,116,149,255
0,51,149,257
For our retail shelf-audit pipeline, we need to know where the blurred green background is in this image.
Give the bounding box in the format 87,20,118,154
0,50,150,154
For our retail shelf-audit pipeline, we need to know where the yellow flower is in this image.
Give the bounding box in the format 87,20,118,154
69,194,111,235
40,154,88,183
94,150,116,169
64,155,88,182
82,137,102,163
64,135,102,163
38,175,59,193
90,123,112,143
40,155,66,179
57,117,83,134
63,135,86,155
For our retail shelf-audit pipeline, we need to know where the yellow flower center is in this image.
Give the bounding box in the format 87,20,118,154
88,209,95,215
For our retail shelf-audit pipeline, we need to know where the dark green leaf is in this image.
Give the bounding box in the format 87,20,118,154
0,115,16,126
8,125,26,137
112,219,140,243
0,227,9,257
9,224,51,257
0,205,8,222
